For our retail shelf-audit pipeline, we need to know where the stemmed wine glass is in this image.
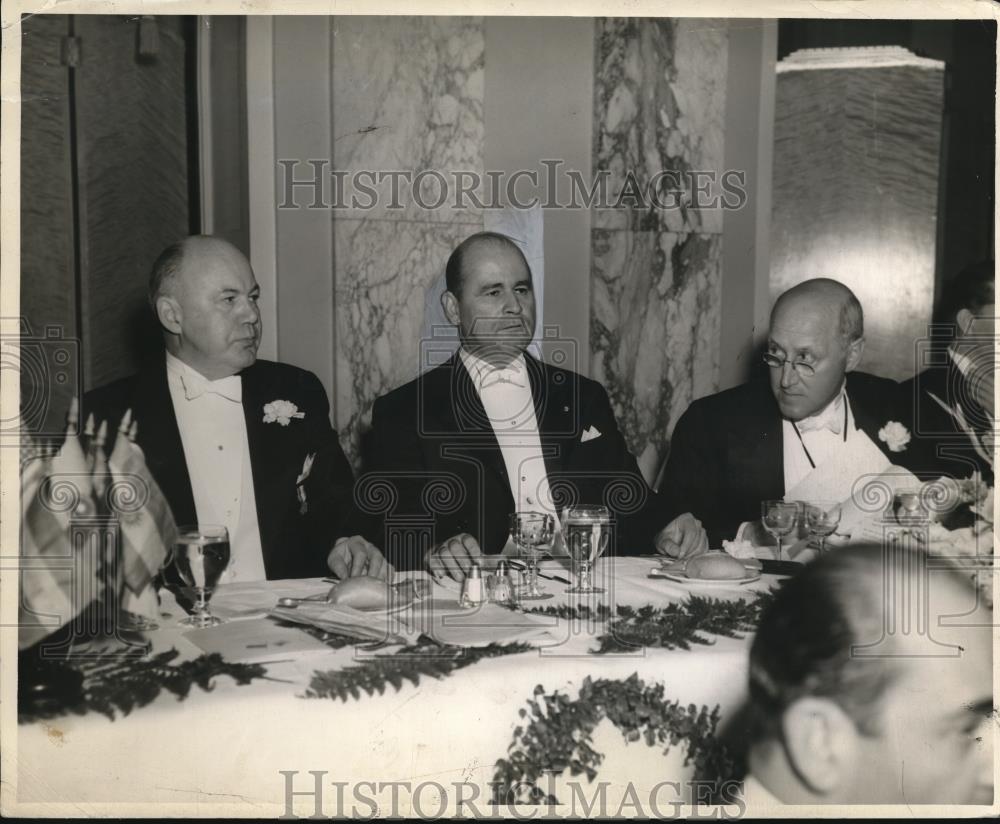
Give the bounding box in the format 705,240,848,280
893,488,929,526
804,501,842,554
510,512,555,600
173,524,231,627
761,500,798,561
563,505,611,594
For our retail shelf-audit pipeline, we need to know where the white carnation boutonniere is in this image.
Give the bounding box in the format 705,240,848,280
263,399,305,426
878,420,911,452
295,453,316,515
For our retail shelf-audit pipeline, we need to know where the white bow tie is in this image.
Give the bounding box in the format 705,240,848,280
796,394,845,435
180,372,242,403
480,367,527,390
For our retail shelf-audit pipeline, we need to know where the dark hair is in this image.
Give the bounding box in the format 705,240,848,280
444,231,531,297
934,260,995,332
748,545,971,742
148,239,187,309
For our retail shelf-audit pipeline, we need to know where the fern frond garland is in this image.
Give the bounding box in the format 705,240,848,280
18,650,269,723
523,591,774,653
303,640,534,702
493,674,738,805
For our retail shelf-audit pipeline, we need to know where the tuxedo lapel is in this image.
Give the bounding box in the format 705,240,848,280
239,364,287,572
528,355,575,477
433,354,510,490
728,383,785,499
128,358,197,526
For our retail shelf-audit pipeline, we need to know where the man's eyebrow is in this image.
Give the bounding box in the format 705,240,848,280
515,279,533,288
944,699,995,722
478,281,504,292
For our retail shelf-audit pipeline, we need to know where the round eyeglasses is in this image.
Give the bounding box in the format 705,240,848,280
762,352,817,378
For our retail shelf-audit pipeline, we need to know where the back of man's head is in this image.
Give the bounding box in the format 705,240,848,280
933,260,995,334
746,545,991,804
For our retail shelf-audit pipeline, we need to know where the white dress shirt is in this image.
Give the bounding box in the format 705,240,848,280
738,774,784,806
165,352,267,583
781,383,855,491
459,348,558,520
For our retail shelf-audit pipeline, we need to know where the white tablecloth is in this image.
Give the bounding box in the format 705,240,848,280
12,557,777,817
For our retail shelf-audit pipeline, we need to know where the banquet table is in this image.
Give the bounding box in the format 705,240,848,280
11,556,781,817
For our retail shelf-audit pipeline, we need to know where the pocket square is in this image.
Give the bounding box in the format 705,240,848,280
581,426,602,443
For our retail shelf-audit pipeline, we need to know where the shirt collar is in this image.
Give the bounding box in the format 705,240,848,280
792,381,848,434
948,343,977,379
459,347,529,392
740,774,784,806
166,351,242,403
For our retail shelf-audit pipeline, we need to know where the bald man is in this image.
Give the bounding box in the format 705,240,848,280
364,231,706,580
743,545,993,805
84,236,390,582
660,278,918,550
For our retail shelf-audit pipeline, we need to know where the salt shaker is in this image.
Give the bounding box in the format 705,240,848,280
490,561,514,604
459,563,485,608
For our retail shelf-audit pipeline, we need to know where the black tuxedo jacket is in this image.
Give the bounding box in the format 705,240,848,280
899,360,994,484
83,356,356,579
660,371,924,545
361,352,664,569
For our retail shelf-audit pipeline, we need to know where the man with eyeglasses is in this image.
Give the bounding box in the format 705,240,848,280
658,278,916,551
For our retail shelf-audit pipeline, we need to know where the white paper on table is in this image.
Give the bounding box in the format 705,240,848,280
183,617,332,661
210,579,331,621
428,601,563,647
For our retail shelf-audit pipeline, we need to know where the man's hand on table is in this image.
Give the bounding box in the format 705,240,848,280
327,535,393,581
654,512,709,559
427,533,482,582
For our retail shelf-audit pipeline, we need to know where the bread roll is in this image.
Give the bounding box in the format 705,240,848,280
685,552,748,580
326,576,390,609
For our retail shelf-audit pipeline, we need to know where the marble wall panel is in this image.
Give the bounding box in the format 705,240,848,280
591,18,728,483
331,16,484,223
330,17,486,466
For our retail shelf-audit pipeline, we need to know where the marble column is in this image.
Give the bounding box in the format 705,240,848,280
331,17,485,466
591,18,729,482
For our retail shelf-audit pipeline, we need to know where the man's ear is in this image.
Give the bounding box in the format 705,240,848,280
844,336,865,372
781,697,856,795
155,295,183,336
441,290,460,328
956,307,974,336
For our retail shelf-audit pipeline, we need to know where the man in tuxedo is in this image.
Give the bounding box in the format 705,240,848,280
85,236,389,582
742,546,992,805
363,231,706,579
902,261,994,484
660,278,918,550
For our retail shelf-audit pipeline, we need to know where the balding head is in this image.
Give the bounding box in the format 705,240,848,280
771,278,864,346
766,279,866,420
151,235,261,379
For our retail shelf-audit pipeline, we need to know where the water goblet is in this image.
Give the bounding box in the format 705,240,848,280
893,488,929,526
510,511,555,600
761,500,798,561
173,524,231,627
563,505,611,594
804,501,842,554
